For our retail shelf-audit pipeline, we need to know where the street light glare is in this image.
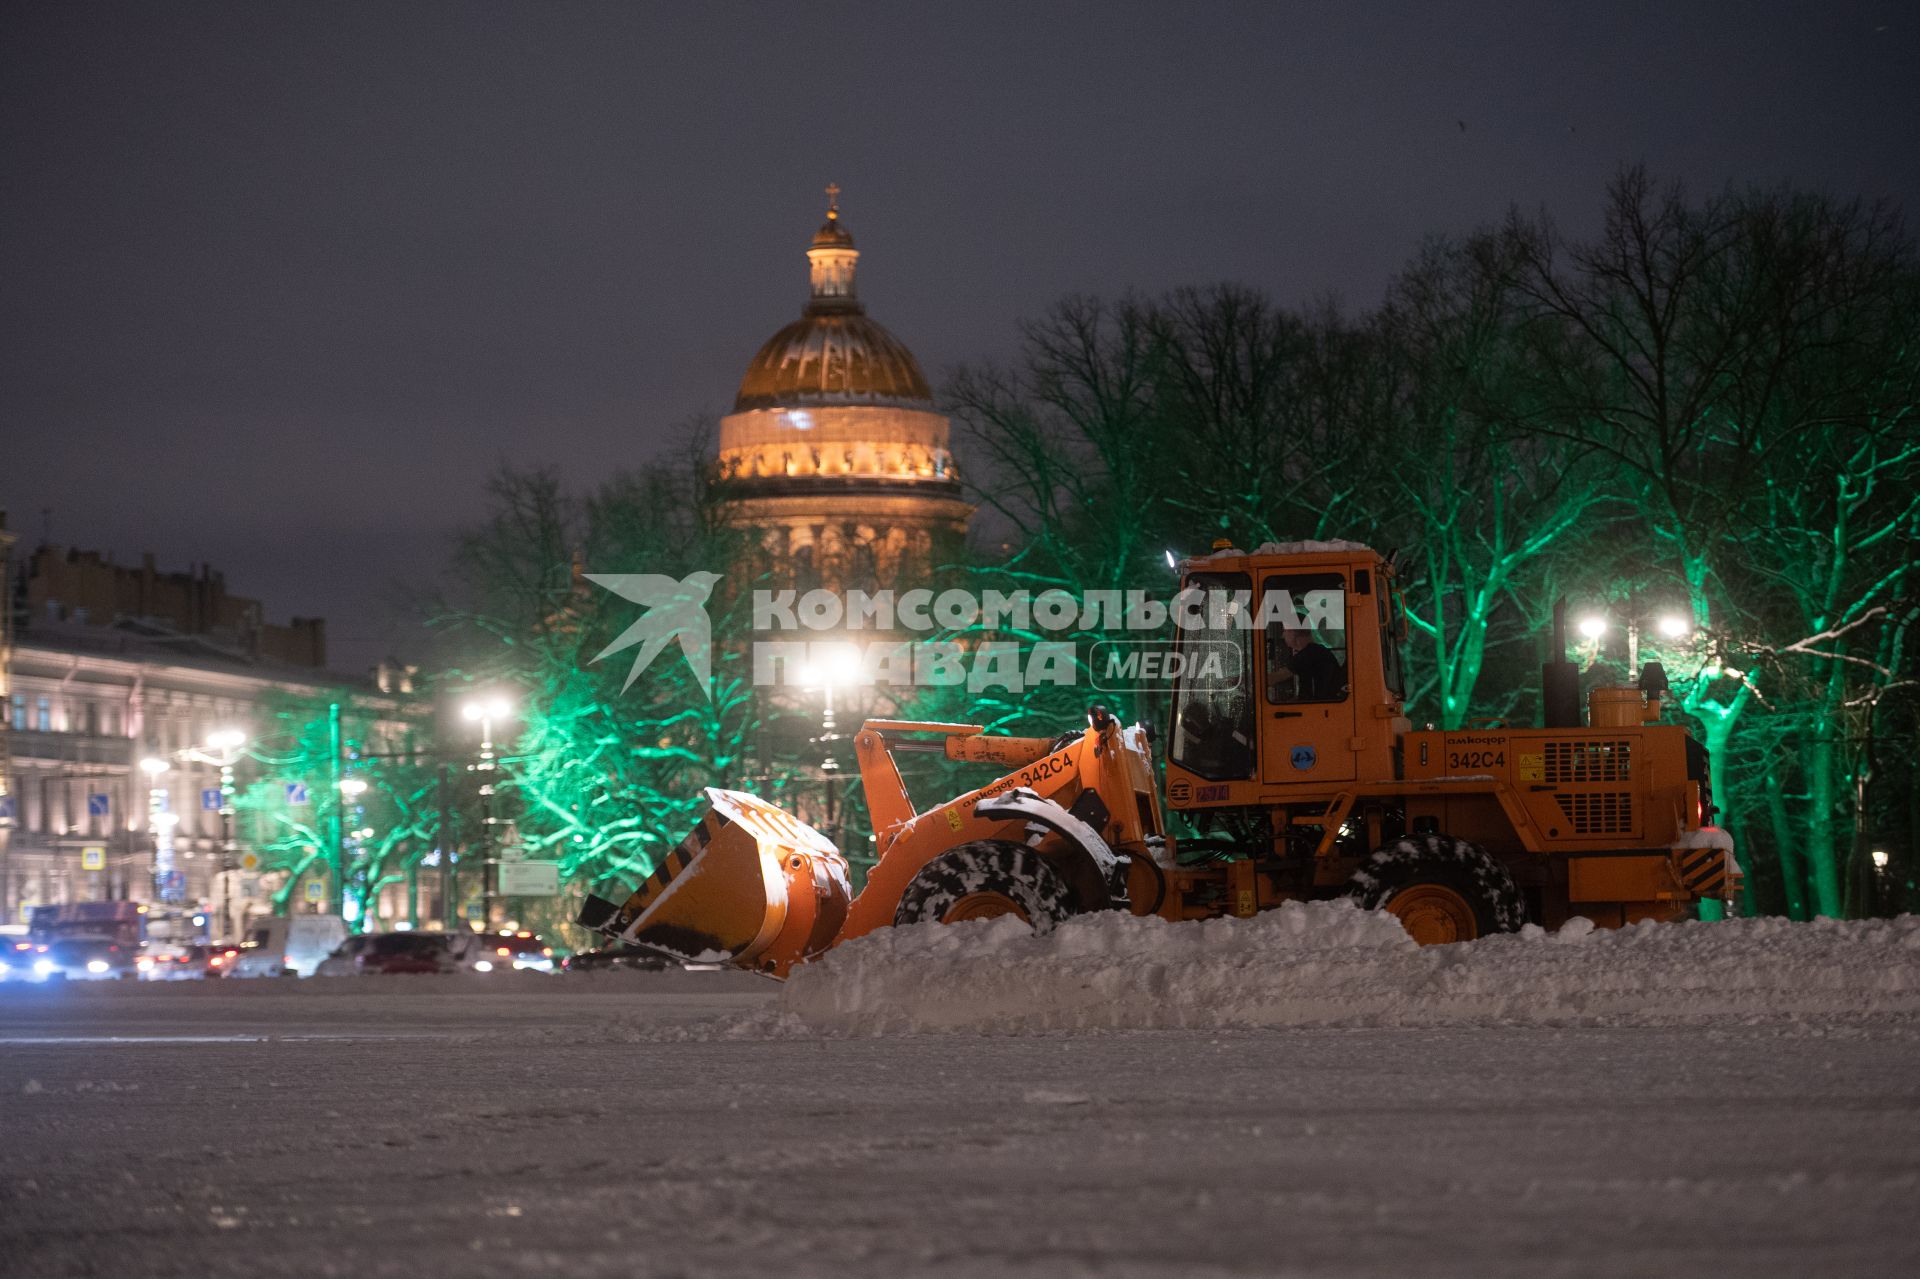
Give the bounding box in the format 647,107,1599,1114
207,728,246,749
339,778,368,796
824,648,862,686
1577,616,1608,640
487,697,512,720
139,757,168,775
1872,849,1890,869
1657,614,1691,638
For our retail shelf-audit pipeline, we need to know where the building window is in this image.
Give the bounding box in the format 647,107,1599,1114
35,698,51,732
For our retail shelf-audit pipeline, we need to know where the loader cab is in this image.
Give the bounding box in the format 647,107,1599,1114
1167,546,1407,805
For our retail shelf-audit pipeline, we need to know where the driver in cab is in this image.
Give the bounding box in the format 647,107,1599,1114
1271,626,1343,701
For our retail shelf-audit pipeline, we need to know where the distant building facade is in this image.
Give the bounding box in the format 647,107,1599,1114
20,544,326,668
0,537,417,934
713,189,973,587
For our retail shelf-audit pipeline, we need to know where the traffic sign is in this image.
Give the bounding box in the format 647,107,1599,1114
240,851,262,872
304,880,324,903
285,782,310,805
497,861,560,896
81,846,105,870
201,788,223,811
86,793,111,817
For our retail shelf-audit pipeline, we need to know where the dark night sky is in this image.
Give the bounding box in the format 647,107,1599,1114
4,1,1915,670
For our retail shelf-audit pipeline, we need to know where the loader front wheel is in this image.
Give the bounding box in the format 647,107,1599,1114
895,841,1076,933
1347,835,1525,944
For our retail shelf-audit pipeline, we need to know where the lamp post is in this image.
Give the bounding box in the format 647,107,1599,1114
139,757,175,904
461,696,512,929
799,649,860,850
188,729,246,940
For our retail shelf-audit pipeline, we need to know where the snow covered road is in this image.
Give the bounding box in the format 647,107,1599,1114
3,969,1917,1278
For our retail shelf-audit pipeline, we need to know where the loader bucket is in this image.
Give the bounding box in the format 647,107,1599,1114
600,788,851,977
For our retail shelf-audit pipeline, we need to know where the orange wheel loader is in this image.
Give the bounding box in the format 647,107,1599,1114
576,542,1740,976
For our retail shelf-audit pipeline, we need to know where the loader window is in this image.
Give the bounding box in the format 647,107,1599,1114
1169,571,1254,781
1263,573,1348,704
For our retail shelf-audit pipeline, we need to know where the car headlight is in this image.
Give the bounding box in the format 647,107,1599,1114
473,960,493,972
35,959,57,976
87,960,111,974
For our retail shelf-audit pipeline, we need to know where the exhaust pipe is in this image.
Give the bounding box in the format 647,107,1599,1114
1542,598,1582,729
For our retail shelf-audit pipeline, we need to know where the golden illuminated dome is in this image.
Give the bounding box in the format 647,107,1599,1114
732,187,934,412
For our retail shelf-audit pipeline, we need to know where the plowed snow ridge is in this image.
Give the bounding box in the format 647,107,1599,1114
769,904,1920,1035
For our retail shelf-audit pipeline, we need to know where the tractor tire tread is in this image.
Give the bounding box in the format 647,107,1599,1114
894,840,1076,932
1347,833,1526,936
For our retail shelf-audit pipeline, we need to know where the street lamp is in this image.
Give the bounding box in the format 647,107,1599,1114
797,648,861,848
461,695,514,929
1578,609,1695,672
139,758,176,905
186,729,247,942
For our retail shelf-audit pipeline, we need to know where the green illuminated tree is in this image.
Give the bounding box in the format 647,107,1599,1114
1504,168,1920,915
235,695,440,926
1380,233,1615,728
437,457,772,904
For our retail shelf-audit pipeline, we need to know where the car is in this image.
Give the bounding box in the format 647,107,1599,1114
0,937,39,983
227,915,351,978
19,936,139,982
456,931,557,973
320,931,460,976
137,943,240,981
312,934,372,977
561,944,674,973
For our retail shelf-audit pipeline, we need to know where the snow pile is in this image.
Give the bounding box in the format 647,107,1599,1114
1189,538,1373,563
773,903,1920,1035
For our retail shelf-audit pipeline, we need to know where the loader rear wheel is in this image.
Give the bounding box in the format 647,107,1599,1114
1347,834,1525,944
895,841,1076,933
